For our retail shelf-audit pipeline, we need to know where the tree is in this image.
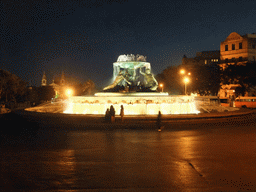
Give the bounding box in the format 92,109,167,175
155,64,221,96
189,64,220,96
155,65,184,94
0,69,27,103
221,62,256,96
37,86,55,102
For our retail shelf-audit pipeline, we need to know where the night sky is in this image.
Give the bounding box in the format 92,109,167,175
1,0,256,88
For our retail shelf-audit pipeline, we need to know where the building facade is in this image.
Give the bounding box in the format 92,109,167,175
41,71,47,86
41,71,66,99
182,50,220,68
220,32,256,70
219,32,256,98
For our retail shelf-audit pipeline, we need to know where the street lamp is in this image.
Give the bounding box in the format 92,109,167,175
180,70,191,95
180,69,191,76
159,83,163,92
184,77,189,95
66,88,73,98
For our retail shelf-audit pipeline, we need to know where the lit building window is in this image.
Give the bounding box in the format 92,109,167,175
205,60,207,64
239,42,242,49
225,45,228,51
232,44,235,50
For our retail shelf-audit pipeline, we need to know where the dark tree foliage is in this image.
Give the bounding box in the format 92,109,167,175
155,64,221,95
36,86,55,102
0,69,27,103
155,65,184,95
221,62,256,96
189,64,221,96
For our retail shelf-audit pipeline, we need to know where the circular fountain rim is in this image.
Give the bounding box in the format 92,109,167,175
94,92,169,97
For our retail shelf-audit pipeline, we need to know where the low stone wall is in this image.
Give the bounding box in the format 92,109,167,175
196,102,239,113
25,96,240,114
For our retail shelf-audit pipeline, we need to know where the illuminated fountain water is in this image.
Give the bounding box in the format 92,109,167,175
64,54,200,115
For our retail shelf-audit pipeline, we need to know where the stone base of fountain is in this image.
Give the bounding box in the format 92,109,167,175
64,92,200,115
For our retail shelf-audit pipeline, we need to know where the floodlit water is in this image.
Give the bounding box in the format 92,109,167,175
1,119,256,191
63,94,200,115
64,102,200,115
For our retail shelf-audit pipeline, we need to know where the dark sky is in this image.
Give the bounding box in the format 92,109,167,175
1,0,256,88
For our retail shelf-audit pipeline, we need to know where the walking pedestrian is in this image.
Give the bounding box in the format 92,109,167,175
105,108,110,122
120,105,124,122
110,105,115,123
157,111,162,131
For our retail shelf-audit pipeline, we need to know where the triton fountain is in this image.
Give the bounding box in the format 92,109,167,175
64,54,200,115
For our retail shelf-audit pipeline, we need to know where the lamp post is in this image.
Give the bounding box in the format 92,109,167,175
180,70,191,95
160,84,163,92
184,77,189,95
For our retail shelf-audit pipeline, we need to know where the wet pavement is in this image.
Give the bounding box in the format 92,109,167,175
1,112,256,191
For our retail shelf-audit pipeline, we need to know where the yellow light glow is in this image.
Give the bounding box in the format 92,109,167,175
180,69,185,74
184,77,189,83
188,72,191,75
159,83,164,92
66,89,73,97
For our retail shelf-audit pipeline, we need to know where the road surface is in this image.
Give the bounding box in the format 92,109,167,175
0,112,256,191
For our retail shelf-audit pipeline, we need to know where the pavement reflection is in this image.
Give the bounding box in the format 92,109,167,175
1,121,256,191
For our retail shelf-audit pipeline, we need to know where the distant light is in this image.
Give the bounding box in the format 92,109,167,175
180,69,185,74
188,72,191,75
159,83,164,92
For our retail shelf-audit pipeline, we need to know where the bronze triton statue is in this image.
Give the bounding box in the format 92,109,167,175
139,67,158,91
103,54,159,92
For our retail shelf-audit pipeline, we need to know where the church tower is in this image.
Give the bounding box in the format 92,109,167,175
41,71,47,86
60,71,65,86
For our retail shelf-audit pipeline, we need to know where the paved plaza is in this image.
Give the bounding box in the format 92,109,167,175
1,110,256,191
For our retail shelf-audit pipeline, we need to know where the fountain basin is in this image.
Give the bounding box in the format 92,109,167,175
64,93,200,115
